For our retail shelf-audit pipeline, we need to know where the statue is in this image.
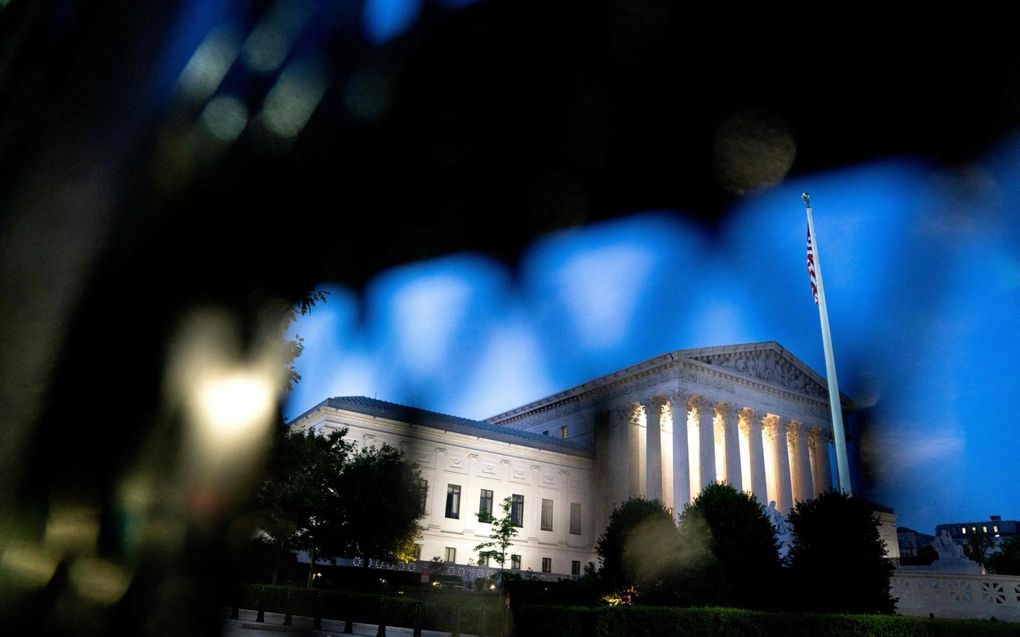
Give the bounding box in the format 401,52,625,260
932,530,965,560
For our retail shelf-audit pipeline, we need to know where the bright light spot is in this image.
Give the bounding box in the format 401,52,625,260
45,505,100,554
556,244,653,350
199,96,249,142
241,0,315,73
168,309,288,496
177,27,241,101
68,558,131,605
198,373,274,436
363,0,422,43
259,60,329,139
1,543,60,589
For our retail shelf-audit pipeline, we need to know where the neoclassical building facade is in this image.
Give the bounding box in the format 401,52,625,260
288,341,847,577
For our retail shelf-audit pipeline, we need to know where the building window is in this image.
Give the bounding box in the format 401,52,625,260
569,503,581,535
444,547,456,563
571,560,581,576
446,484,461,519
541,499,554,531
419,479,429,516
560,425,568,439
983,526,988,533
543,430,549,436
994,525,999,533
541,557,552,573
510,494,524,527
479,489,494,521
510,554,521,570
962,527,967,534
480,554,490,567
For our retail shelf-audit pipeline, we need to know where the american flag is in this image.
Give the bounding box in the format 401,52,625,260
806,224,818,304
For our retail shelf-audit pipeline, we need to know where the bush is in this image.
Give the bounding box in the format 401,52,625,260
513,605,1020,637
787,491,895,614
595,498,681,591
674,483,782,610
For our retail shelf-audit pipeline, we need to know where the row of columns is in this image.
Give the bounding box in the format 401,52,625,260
606,394,833,515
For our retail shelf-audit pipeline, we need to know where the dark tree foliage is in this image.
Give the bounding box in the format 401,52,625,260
987,536,1020,575
675,482,782,610
256,428,352,584
337,442,424,567
596,497,681,591
256,427,423,585
963,531,996,566
787,491,896,614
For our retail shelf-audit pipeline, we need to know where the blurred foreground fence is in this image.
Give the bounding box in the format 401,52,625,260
892,571,1020,621
230,584,509,635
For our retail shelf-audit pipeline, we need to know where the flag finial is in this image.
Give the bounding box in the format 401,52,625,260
801,192,811,207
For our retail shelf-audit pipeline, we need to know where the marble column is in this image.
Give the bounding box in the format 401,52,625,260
741,408,768,507
697,397,716,495
644,397,666,501
720,403,742,491
787,422,812,504
628,406,642,497
810,427,833,493
671,392,691,513
609,408,631,505
775,417,794,513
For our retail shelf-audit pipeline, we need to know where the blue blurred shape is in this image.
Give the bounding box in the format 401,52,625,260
363,0,422,43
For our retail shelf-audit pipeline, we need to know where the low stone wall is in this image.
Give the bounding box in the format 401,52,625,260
892,571,1020,621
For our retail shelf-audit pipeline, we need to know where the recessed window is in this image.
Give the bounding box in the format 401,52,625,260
571,560,581,576
510,494,524,527
962,527,967,534
541,499,554,531
479,489,494,521
419,479,429,515
446,484,461,519
444,547,456,563
994,525,999,533
569,503,582,535
543,430,549,436
983,526,988,533
560,425,568,438
541,557,552,573
510,554,521,570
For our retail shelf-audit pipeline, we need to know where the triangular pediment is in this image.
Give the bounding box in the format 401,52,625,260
683,342,831,401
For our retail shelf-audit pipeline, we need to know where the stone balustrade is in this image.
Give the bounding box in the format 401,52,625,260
892,571,1020,622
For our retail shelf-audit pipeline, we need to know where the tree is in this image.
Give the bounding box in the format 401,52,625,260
256,427,352,585
787,491,896,614
595,498,681,591
475,496,520,582
986,536,1020,575
963,531,995,567
336,442,425,568
677,482,782,609
255,427,424,586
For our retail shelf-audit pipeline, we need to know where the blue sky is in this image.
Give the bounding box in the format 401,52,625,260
286,136,1020,536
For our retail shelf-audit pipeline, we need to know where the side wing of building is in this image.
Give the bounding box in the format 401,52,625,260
289,397,598,578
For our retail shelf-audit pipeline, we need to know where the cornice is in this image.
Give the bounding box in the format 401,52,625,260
488,342,843,427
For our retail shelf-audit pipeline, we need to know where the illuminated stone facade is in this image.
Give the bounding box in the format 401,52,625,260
289,341,846,577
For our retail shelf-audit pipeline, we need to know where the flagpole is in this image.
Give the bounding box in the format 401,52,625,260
802,192,852,496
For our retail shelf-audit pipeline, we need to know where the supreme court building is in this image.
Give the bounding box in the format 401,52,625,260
288,341,846,578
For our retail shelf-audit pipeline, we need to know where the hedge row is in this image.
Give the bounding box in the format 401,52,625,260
231,584,507,634
515,605,1020,637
